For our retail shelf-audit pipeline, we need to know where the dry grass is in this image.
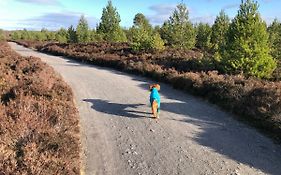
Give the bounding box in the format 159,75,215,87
0,42,80,174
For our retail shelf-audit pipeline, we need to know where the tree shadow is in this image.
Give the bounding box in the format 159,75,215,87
84,96,281,174
83,99,152,119
63,58,131,76
130,81,281,174
162,100,281,175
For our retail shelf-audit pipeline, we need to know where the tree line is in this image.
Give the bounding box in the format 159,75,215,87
0,29,5,41
10,0,281,79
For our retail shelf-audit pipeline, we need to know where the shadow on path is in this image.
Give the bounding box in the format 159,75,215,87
83,99,151,119
134,81,281,175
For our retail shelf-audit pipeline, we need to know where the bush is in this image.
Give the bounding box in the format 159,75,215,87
0,42,80,174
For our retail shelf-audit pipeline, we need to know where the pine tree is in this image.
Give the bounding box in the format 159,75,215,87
195,23,212,51
211,10,230,60
76,15,90,43
55,28,68,43
46,31,55,41
133,13,152,33
97,0,127,42
39,28,48,41
268,19,281,58
0,29,5,41
131,13,164,52
21,29,32,40
222,0,276,78
34,31,45,41
160,3,195,49
67,25,77,43
268,19,281,79
11,31,21,40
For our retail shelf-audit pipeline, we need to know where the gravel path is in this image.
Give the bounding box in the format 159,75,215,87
9,42,281,175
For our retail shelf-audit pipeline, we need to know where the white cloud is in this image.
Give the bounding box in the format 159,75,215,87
147,4,177,25
222,3,240,10
191,15,216,24
15,0,61,6
17,11,98,30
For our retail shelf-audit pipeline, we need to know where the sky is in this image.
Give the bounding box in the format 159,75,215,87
0,0,280,30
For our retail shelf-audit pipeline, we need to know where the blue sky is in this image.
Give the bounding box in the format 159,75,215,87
0,0,280,30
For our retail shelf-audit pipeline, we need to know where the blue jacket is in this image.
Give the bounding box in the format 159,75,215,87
150,88,160,108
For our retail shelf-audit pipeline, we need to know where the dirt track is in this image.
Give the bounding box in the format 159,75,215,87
9,42,281,175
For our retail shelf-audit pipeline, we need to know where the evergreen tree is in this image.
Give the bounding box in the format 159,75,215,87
131,13,164,52
133,13,152,33
55,28,68,43
34,31,45,41
222,0,276,78
124,28,133,42
67,25,77,43
154,25,161,34
11,31,21,40
0,29,5,41
46,31,56,41
97,0,127,42
210,10,230,60
21,29,32,40
160,3,195,49
151,32,165,51
268,19,281,58
76,15,90,43
195,23,212,51
39,28,48,41
268,19,281,79
89,29,96,42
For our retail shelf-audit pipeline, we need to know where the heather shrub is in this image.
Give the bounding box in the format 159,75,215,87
0,42,80,174
17,41,281,140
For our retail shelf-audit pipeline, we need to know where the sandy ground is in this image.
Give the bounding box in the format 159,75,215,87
9,42,281,175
